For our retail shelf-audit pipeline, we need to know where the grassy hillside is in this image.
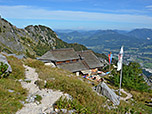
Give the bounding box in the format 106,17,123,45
0,56,27,114
0,56,151,113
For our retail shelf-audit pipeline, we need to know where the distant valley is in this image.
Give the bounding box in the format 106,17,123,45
56,29,152,69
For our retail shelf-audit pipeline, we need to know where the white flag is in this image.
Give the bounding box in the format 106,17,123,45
117,46,123,71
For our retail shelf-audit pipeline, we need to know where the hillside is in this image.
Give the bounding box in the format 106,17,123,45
1,55,152,113
0,17,87,57
127,28,152,40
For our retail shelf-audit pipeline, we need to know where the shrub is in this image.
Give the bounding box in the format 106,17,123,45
0,62,8,78
35,94,42,103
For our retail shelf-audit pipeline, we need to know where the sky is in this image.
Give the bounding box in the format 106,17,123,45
0,0,152,30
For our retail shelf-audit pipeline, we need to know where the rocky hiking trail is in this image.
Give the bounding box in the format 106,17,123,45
16,65,63,114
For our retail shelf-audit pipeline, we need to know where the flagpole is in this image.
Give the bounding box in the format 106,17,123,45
119,61,123,97
119,46,123,101
108,52,112,72
109,63,110,71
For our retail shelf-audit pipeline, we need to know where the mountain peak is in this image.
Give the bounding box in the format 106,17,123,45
128,28,152,39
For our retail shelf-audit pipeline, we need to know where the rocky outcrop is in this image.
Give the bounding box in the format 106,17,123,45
0,16,89,57
0,17,25,53
25,25,56,47
96,82,120,105
0,17,57,55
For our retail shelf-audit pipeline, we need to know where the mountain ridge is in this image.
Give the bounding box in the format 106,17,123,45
0,17,88,57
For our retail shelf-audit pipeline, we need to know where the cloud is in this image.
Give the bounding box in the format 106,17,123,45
146,5,152,8
40,0,85,2
106,9,147,14
90,8,148,15
146,5,152,10
0,5,152,25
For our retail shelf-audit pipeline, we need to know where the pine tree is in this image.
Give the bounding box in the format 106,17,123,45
111,62,149,92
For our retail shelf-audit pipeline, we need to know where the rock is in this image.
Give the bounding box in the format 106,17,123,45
20,101,25,105
62,93,73,101
18,79,23,82
54,108,76,114
50,110,57,114
26,94,36,103
24,78,31,82
96,82,120,105
8,89,14,93
6,53,25,59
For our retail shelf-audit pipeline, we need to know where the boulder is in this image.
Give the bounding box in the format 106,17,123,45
96,82,120,105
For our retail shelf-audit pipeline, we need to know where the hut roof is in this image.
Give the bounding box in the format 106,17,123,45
77,50,104,69
38,48,80,61
38,48,104,72
57,60,88,72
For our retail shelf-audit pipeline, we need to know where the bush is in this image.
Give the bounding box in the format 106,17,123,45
0,62,8,78
35,94,42,103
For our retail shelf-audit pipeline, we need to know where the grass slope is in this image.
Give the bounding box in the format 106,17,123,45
0,56,27,114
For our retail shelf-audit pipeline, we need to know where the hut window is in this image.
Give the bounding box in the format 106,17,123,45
66,60,70,63
56,61,63,64
72,59,77,62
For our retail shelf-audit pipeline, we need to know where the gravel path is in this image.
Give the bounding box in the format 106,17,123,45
120,89,132,101
16,65,63,114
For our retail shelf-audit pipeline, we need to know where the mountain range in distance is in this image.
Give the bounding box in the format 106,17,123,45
55,28,152,69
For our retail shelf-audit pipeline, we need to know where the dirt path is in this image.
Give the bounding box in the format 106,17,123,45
16,65,63,114
120,89,132,101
